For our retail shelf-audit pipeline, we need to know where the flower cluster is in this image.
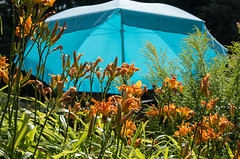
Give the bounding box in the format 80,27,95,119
96,59,140,85
174,113,234,145
117,63,140,80
146,105,160,117
117,81,147,112
117,80,147,98
84,96,118,123
146,103,194,121
14,0,58,38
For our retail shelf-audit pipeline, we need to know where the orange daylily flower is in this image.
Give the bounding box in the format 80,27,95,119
0,56,9,84
188,113,234,145
85,97,117,123
117,80,147,98
174,122,191,137
120,93,140,112
146,105,160,117
43,0,56,7
176,107,195,120
91,98,117,116
164,74,183,92
209,113,219,128
128,138,142,147
121,120,136,138
163,103,177,114
0,56,9,69
201,97,219,111
16,15,32,37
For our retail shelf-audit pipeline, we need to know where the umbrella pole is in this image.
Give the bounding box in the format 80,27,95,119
120,10,125,63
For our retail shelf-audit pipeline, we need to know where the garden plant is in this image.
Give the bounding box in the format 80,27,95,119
0,0,239,158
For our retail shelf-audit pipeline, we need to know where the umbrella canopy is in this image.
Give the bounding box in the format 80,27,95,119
24,0,227,94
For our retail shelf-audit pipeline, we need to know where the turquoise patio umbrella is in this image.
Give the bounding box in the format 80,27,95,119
24,0,227,94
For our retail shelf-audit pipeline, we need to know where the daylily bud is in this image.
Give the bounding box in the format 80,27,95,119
121,109,136,124
178,136,182,148
50,22,66,45
61,54,66,69
229,103,236,118
93,57,103,69
73,50,78,67
88,115,95,139
66,54,71,67
52,45,63,52
96,71,102,81
116,103,122,127
181,142,189,158
112,57,118,72
201,73,210,97
166,111,173,121
38,11,56,23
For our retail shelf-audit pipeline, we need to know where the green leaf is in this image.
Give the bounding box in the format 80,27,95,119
72,132,88,150
133,148,145,159
8,110,35,151
164,147,169,159
153,146,168,157
0,16,3,35
167,136,181,150
225,143,234,159
55,108,69,113
0,85,8,92
0,148,10,159
131,122,142,147
52,150,75,159
20,152,32,159
59,115,67,132
42,129,64,143
18,97,47,108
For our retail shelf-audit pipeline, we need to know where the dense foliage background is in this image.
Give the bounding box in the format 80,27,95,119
1,0,240,56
